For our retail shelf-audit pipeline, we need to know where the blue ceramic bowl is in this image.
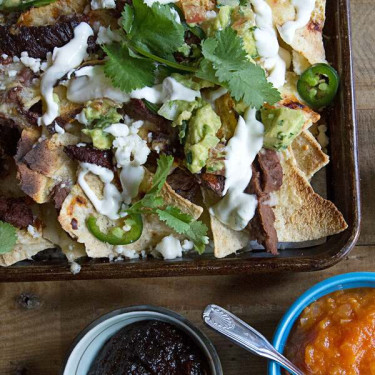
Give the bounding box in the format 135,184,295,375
268,272,375,375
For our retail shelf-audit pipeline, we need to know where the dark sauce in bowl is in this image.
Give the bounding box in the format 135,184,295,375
88,320,209,375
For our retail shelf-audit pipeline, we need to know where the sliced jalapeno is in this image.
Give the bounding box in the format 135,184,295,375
297,63,339,109
0,0,56,11
86,214,143,245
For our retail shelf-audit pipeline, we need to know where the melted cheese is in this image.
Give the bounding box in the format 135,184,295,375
251,0,289,88
38,23,93,126
78,163,122,220
279,0,316,44
210,108,264,231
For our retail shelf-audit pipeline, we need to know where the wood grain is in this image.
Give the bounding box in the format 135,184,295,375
0,246,374,375
0,0,374,374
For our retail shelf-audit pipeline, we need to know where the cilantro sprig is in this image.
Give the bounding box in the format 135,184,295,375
197,28,281,108
126,155,208,254
103,0,280,109
0,221,17,255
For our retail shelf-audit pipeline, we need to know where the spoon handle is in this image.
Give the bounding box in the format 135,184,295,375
203,304,304,375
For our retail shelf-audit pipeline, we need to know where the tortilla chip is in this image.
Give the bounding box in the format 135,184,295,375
41,203,86,261
291,130,329,179
17,0,89,26
0,228,52,267
292,50,311,75
58,169,204,258
274,0,326,64
273,150,347,242
16,132,78,203
201,188,249,259
22,133,78,179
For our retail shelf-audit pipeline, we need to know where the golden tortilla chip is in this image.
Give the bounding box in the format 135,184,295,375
201,188,249,259
58,169,203,258
41,203,86,261
273,150,347,242
17,0,89,26
0,228,52,267
16,132,78,203
291,130,329,179
273,0,326,64
292,50,311,75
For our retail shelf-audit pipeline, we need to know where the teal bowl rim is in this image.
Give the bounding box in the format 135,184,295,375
268,272,375,375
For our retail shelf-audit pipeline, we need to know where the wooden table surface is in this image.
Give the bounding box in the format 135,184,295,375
0,1,374,374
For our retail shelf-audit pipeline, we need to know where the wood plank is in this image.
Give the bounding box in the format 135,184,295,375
351,1,375,110
0,245,375,375
356,109,375,244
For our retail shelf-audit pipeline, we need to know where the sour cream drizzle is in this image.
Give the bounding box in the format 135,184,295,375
251,0,289,88
67,66,200,105
67,65,129,103
38,23,93,126
279,0,316,44
210,108,264,231
78,163,122,220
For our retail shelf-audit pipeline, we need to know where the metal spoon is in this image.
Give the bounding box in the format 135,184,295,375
203,304,304,375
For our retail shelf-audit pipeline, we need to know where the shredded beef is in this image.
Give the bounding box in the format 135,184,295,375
250,203,278,255
0,16,95,59
246,150,283,255
122,99,171,129
51,182,71,210
199,173,225,196
0,119,21,157
0,197,34,229
64,144,113,169
167,168,200,202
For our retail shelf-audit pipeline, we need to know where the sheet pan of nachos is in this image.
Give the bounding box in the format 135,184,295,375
0,0,358,275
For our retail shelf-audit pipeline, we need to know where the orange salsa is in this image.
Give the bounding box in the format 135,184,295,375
285,288,375,375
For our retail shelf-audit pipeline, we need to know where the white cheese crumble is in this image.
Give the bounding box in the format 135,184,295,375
96,26,122,45
70,261,81,274
105,119,151,205
27,225,41,238
1,53,8,59
7,70,17,77
143,0,177,6
90,0,116,9
20,52,41,73
205,10,217,19
155,235,183,260
181,239,194,251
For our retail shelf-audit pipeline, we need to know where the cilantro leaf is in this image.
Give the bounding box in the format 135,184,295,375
156,206,208,254
199,28,281,108
0,221,17,254
102,43,156,93
201,28,249,81
122,0,185,59
126,154,173,214
196,59,221,86
125,155,208,254
229,67,282,108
